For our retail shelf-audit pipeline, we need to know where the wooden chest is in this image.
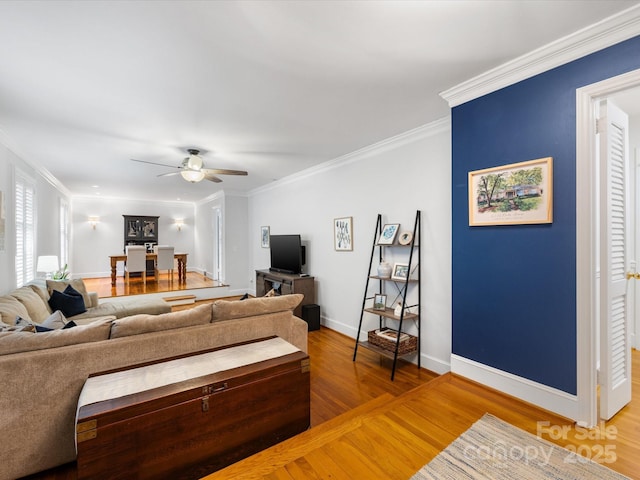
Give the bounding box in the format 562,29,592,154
76,337,310,480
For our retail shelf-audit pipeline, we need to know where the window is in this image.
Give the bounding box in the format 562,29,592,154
59,198,69,269
15,170,35,287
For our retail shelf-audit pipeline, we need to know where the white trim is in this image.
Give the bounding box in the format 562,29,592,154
576,68,640,427
248,116,451,197
441,5,640,107
451,354,580,421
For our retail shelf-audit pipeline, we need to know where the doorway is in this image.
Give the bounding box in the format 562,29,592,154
576,68,640,427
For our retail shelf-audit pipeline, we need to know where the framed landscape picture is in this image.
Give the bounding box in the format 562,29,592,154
468,157,553,226
391,262,409,281
373,294,387,311
334,216,353,251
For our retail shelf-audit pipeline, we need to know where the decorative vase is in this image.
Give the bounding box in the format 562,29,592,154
377,260,392,278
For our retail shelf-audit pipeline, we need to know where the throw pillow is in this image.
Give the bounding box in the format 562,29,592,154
41,310,68,329
48,288,87,318
46,279,92,309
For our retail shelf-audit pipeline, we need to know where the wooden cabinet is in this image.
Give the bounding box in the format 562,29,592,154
353,211,421,380
123,215,159,275
255,270,315,318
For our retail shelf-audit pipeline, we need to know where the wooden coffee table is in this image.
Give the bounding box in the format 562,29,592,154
76,337,310,479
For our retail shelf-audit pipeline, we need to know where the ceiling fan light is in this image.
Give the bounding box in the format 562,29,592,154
186,153,203,170
181,170,205,183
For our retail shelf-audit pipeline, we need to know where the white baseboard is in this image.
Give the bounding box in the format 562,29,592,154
451,354,580,421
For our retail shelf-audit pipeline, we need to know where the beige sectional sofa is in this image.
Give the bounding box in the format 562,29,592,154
0,294,307,480
0,279,171,330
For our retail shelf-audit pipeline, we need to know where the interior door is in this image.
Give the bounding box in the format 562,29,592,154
599,99,632,420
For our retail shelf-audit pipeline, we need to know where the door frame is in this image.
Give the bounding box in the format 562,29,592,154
576,68,640,427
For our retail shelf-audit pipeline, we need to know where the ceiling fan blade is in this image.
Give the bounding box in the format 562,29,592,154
201,168,248,176
204,174,223,183
131,158,180,169
157,171,181,178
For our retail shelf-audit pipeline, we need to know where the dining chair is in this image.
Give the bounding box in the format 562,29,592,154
154,245,175,283
125,245,147,286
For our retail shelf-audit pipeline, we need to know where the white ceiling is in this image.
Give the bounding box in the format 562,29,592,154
0,0,637,202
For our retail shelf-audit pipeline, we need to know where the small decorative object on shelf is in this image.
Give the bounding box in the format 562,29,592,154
398,231,413,245
377,259,392,278
353,211,421,380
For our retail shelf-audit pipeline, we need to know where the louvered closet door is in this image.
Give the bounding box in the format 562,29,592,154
599,99,632,420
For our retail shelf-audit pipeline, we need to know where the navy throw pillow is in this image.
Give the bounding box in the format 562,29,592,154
48,287,87,317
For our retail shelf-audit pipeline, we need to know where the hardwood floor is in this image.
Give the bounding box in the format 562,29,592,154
204,342,640,479
82,272,225,298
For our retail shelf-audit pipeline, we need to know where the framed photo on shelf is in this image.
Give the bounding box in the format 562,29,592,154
468,156,553,226
378,223,400,245
334,216,353,251
261,226,270,248
391,262,409,281
373,294,387,311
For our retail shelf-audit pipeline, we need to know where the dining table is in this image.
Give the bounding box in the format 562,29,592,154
109,252,188,286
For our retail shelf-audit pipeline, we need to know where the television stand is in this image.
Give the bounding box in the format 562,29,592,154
255,270,315,318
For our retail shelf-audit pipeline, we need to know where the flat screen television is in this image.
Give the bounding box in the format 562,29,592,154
270,234,304,274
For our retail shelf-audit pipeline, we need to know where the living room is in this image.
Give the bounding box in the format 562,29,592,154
2,1,640,479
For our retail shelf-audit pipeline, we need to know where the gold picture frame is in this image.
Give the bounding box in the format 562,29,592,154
468,157,553,226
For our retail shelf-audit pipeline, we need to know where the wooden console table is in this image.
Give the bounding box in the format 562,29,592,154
109,253,188,286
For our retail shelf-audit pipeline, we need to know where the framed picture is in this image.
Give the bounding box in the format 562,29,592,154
391,262,409,281
378,223,400,245
468,157,553,226
261,226,270,248
373,294,387,311
334,216,353,251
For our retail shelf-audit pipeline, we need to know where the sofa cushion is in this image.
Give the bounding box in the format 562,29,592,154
0,295,31,325
110,303,212,339
46,279,92,309
0,318,113,355
10,286,52,323
211,294,303,322
48,287,87,318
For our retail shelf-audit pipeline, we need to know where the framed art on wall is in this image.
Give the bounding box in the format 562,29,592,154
468,157,553,226
261,226,270,248
334,216,353,251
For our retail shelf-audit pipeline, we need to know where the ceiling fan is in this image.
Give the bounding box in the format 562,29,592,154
131,149,248,183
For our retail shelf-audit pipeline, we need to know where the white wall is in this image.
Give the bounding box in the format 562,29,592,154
0,140,70,294
196,192,249,295
71,197,195,278
247,118,452,374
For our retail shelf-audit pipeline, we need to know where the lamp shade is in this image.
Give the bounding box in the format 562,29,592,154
36,255,59,273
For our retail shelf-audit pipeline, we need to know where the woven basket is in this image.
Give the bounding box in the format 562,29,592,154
368,328,417,355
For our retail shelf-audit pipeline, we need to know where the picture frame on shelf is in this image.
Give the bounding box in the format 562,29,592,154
398,231,413,245
391,262,409,281
378,223,400,245
261,226,270,248
334,216,353,251
373,294,387,311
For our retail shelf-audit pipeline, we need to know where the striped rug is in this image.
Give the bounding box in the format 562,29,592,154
411,413,630,480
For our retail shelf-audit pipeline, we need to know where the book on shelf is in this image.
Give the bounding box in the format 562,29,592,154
375,328,410,342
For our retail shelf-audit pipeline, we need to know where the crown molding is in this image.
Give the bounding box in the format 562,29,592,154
0,127,73,198
440,5,640,107
248,116,451,197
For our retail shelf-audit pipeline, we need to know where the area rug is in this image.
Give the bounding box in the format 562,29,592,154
411,413,630,480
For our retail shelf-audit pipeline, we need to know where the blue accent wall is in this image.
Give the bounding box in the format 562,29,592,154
452,35,640,395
